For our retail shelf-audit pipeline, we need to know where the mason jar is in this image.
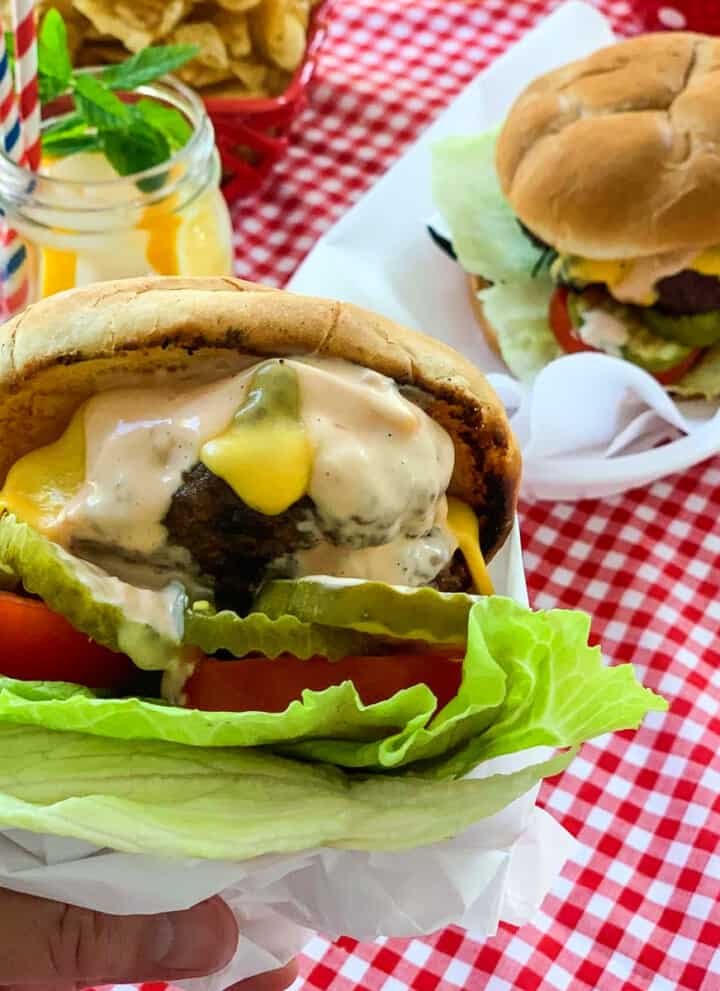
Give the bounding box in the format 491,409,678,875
0,73,234,320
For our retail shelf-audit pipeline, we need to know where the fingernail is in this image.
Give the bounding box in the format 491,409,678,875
152,898,238,976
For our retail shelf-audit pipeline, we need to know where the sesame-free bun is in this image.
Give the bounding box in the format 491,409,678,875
496,32,720,258
0,277,520,560
467,274,500,356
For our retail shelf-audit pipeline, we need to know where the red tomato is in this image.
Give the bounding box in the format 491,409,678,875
548,286,598,355
0,591,136,689
652,348,703,385
549,287,703,384
185,651,465,714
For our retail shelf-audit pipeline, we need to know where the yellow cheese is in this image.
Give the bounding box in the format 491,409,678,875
562,256,628,287
201,361,313,516
0,406,86,532
446,497,494,596
201,421,313,516
692,248,720,277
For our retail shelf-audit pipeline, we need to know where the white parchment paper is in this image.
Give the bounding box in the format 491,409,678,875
288,1,720,501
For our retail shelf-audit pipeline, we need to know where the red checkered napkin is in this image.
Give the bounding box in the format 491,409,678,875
92,2,719,989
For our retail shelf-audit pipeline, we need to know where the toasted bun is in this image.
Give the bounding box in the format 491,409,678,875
467,274,501,357
0,277,520,560
496,32,720,258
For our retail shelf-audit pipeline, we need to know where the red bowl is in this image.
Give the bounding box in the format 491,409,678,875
206,1,334,202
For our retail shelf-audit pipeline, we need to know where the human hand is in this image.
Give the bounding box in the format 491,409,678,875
0,889,297,991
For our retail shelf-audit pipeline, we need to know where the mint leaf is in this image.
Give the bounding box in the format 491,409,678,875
100,45,198,92
38,9,72,102
73,74,132,130
133,98,191,151
42,113,103,157
43,127,103,157
102,121,170,179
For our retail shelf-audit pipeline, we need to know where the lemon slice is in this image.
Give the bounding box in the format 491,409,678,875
177,188,234,276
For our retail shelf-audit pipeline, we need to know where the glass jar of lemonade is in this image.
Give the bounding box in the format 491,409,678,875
0,74,233,314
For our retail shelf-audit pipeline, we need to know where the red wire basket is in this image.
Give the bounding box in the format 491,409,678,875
205,1,333,203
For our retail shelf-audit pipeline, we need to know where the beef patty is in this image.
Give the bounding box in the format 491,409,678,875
655,269,720,315
164,463,472,609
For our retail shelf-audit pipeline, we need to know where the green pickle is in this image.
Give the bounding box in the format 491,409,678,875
185,605,371,660
568,290,696,373
0,513,183,670
640,308,720,348
253,578,479,644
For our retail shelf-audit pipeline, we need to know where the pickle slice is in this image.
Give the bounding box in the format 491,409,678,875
253,578,478,644
185,605,370,660
0,513,184,670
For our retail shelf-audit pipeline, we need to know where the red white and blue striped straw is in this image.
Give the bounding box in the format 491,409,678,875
0,27,24,163
11,0,40,171
0,8,32,319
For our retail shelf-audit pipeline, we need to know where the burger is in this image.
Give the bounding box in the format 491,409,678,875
0,277,664,858
431,32,720,397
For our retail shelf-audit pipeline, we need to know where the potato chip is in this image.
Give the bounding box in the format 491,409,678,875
74,0,195,51
211,13,252,60
216,0,262,10
76,41,130,66
250,0,306,72
170,21,229,69
230,57,268,91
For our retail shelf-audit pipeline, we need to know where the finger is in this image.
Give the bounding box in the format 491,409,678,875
226,959,299,991
0,890,238,985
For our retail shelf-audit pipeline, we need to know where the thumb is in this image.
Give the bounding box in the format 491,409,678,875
0,889,238,985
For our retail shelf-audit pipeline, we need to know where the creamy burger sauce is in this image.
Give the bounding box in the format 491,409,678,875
611,248,699,305
51,357,456,581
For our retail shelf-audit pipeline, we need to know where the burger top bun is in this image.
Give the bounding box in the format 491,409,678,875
496,32,720,258
0,277,520,560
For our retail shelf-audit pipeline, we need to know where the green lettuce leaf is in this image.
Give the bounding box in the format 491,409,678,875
480,278,562,382
0,598,667,775
431,129,541,282
431,128,560,381
253,578,475,644
0,514,184,670
0,722,575,860
185,605,370,661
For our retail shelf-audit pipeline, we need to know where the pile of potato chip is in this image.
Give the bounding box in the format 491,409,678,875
6,0,323,99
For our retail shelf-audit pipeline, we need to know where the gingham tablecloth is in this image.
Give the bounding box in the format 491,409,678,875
120,3,720,989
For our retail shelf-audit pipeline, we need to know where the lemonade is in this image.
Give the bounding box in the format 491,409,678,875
0,12,234,316
29,151,233,297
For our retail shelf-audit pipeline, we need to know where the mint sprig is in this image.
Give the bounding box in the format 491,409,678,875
35,9,197,179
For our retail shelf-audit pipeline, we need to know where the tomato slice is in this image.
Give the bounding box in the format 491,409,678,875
0,591,135,689
549,286,704,384
185,651,465,714
549,286,598,355
652,348,703,385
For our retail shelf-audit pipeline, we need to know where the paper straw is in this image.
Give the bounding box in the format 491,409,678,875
0,28,24,163
12,0,40,170
0,10,32,320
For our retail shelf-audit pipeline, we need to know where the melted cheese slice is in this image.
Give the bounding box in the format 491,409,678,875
692,248,720,277
200,419,313,516
446,497,494,595
0,406,86,532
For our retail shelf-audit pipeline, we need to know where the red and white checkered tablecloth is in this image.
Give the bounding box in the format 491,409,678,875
116,3,720,989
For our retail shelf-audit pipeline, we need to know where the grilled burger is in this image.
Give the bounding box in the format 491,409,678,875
432,32,720,396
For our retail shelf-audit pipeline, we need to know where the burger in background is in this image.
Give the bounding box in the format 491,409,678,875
431,32,720,398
